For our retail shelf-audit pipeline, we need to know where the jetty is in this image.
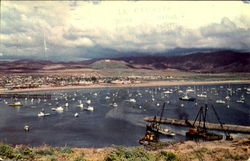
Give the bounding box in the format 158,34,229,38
144,117,250,134
0,93,51,99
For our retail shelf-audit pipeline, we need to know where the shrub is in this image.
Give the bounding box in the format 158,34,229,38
74,155,86,161
17,146,33,156
35,148,54,156
55,146,73,154
0,143,14,158
105,147,156,161
160,151,177,161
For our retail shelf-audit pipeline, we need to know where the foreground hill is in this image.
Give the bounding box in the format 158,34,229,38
0,50,249,73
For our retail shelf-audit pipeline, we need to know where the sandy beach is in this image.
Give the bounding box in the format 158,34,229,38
1,80,250,93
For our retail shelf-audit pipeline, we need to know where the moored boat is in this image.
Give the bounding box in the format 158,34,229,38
9,101,23,106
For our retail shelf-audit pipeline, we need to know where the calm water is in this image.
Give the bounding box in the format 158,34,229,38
0,84,249,147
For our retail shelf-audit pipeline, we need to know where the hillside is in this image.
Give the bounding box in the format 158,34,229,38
0,50,249,73
113,50,250,73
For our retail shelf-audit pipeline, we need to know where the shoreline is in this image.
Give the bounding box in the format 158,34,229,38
1,79,250,93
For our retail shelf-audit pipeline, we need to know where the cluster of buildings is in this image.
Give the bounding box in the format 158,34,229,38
0,74,174,90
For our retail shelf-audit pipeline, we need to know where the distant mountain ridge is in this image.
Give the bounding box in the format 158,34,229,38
110,50,250,73
0,50,249,73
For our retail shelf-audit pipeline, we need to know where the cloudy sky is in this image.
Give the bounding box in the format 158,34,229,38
1,1,250,61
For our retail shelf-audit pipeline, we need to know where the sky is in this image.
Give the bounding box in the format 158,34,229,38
1,1,250,61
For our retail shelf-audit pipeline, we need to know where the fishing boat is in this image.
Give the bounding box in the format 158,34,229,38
147,123,175,136
9,101,23,106
146,103,176,137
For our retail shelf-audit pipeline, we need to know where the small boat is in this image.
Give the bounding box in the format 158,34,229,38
197,93,207,98
86,100,91,104
186,88,195,93
74,112,79,117
24,125,29,132
51,106,64,112
111,103,118,107
216,100,226,104
37,112,50,117
163,90,172,94
147,124,175,136
179,94,196,102
78,104,84,108
9,101,23,106
129,98,136,103
65,103,69,107
236,95,245,103
85,106,94,111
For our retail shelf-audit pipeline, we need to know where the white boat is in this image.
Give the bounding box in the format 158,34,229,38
111,103,118,107
37,112,50,117
129,98,136,103
163,90,173,94
65,103,69,107
216,100,226,104
225,96,230,100
85,106,94,111
78,104,84,108
9,101,23,106
51,106,64,112
186,88,195,93
74,112,79,117
24,125,29,132
197,93,207,98
86,100,91,104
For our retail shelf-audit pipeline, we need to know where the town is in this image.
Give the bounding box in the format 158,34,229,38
0,73,174,90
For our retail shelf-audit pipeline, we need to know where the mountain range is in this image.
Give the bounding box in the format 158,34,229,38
0,50,249,73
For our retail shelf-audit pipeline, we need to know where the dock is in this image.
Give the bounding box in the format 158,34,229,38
144,117,250,134
0,93,51,99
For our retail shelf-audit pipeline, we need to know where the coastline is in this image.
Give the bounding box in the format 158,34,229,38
1,79,250,93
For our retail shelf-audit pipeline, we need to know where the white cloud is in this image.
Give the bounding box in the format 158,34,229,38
1,1,250,60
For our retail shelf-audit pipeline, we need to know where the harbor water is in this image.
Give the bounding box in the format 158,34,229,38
0,84,249,147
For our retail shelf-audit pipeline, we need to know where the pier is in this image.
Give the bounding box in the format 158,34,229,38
144,117,250,134
0,93,51,99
